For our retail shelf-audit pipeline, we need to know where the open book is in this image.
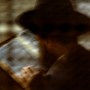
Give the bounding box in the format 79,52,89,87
0,31,41,90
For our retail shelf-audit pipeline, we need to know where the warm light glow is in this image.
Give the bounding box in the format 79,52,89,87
0,24,10,33
12,24,23,33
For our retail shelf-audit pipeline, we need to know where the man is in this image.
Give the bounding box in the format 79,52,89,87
16,0,90,90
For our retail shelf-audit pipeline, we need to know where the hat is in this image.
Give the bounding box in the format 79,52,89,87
16,0,90,37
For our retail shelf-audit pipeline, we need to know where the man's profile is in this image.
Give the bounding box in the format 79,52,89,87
16,0,90,90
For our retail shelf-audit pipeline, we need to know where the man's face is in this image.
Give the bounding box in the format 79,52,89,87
35,22,87,43
35,22,88,59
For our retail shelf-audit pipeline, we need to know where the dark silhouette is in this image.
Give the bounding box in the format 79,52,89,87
16,0,90,90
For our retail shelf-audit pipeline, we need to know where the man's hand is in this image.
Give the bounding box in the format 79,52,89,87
20,66,40,88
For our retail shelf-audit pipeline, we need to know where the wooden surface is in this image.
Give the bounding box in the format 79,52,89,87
0,67,24,90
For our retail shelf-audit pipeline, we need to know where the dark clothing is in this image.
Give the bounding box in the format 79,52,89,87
30,46,90,90
45,46,90,90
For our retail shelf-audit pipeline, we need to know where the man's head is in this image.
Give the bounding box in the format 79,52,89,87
16,0,89,41
16,0,90,62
